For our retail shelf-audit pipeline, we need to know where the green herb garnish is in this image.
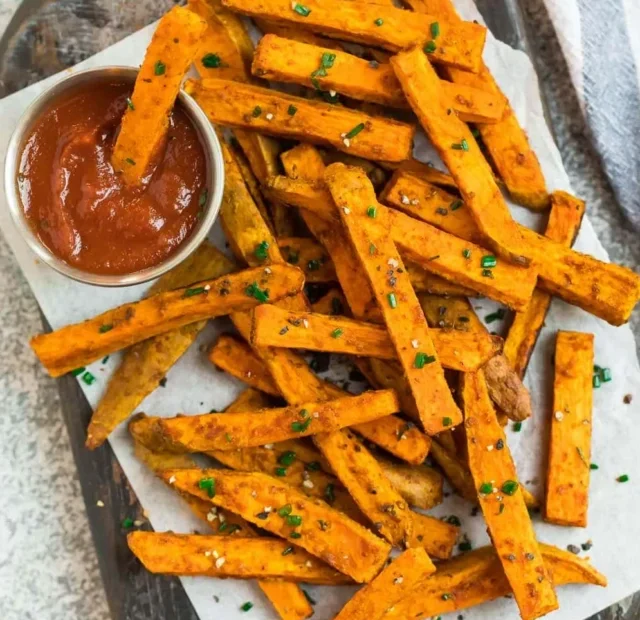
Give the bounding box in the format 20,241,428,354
345,123,365,139
183,286,207,298
154,60,166,76
240,601,254,612
245,282,269,303
424,40,437,54
331,328,343,339
387,292,398,309
293,3,311,16
501,480,519,496
122,517,134,528
374,18,384,26
198,477,216,498
481,255,497,269
617,474,630,483
278,504,293,517
414,352,436,369
291,417,312,433
279,451,296,466
479,482,493,495
254,240,270,261
99,324,113,333
82,372,96,386
288,104,298,116
125,158,136,166
443,416,453,427
275,467,288,477
286,514,303,527
367,205,377,218
430,22,440,38
202,53,222,68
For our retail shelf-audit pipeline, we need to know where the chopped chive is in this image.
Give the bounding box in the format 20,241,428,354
303,590,316,605
218,522,229,532
183,286,207,298
387,292,398,309
451,139,469,151
424,40,437,54
482,269,494,278
593,375,601,388
345,123,365,140
590,463,599,470
430,22,440,38
226,524,241,535
278,504,293,517
126,97,135,110
374,17,384,26
324,483,335,504
307,259,322,271
99,324,113,333
122,517,134,528
256,511,270,520
101,356,109,364
125,158,136,166
485,309,506,324
245,282,269,303
71,367,85,377
202,53,222,68
462,248,471,259
251,106,262,118
225,433,232,443
306,461,321,471
290,532,302,539
254,240,270,261
445,515,461,526
287,104,298,116
481,255,497,269
617,474,630,483
82,371,96,386
286,248,300,264
154,60,166,76
291,417,312,433
240,601,254,612
279,451,296,466
321,52,336,69
443,416,453,427
501,480,519,496
450,199,463,210
414,352,436,369
498,503,506,515
601,367,612,382
299,409,309,418
331,328,343,339
367,205,377,218
286,514,303,527
479,482,493,495
275,467,288,477
282,546,294,556
198,477,216,498
369,243,376,255
513,422,522,432
293,3,311,16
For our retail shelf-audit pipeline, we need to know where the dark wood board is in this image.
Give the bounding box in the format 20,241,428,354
2,1,633,618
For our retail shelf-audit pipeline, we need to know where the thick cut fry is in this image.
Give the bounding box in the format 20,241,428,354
128,532,349,584
111,7,206,184
86,243,235,449
504,191,586,376
278,237,337,282
31,265,304,377
335,548,435,620
314,430,414,546
188,0,253,81
280,143,327,181
381,544,606,620
326,163,462,434
161,469,391,582
407,513,458,559
383,152,640,327
375,456,443,510
545,331,594,527
391,46,529,265
320,150,388,190
251,305,502,371
252,35,504,122
404,0,549,210
185,78,415,162
266,175,539,310
130,389,399,453
222,0,486,72
209,334,280,396
461,371,557,619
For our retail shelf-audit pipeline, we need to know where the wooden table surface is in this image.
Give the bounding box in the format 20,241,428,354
1,1,636,618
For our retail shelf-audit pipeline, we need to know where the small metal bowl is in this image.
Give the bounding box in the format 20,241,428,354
4,66,224,287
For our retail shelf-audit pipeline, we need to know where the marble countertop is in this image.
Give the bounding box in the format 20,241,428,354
0,1,637,619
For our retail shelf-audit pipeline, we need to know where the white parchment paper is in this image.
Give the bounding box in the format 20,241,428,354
1,1,640,618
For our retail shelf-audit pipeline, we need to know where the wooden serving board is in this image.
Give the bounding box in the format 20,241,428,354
2,1,633,618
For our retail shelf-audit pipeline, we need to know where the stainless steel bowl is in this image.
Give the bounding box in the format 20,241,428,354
4,66,224,287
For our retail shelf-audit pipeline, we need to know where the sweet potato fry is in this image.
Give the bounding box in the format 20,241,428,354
128,532,350,584
504,191,586,377
461,370,558,619
381,544,606,620
209,334,280,396
407,512,458,559
391,46,530,266
222,0,486,72
31,264,304,377
404,0,549,210
161,469,391,582
326,163,462,434
334,548,435,620
130,389,400,453
278,237,337,282
545,331,594,527
382,151,640,326
185,78,415,163
85,243,235,449
251,305,502,371
406,262,478,297
375,456,443,510
320,150,388,190
313,429,414,546
112,7,206,184
266,175,539,310
252,34,504,122
280,143,327,182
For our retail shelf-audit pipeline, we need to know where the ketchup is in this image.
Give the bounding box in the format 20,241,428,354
17,78,207,275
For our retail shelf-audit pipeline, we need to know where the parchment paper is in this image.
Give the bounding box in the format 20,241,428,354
1,1,639,618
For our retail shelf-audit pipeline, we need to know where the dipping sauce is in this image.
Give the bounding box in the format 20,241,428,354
17,78,207,275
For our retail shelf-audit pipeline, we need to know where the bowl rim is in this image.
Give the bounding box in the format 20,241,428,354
3,65,224,287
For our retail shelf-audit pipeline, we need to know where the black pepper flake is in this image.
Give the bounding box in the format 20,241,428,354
525,552,535,561
279,326,290,335
381,503,397,515
581,540,593,551
255,511,270,520
507,554,516,562
567,545,580,555
159,377,167,387
624,394,633,404
436,207,449,216
496,439,504,450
